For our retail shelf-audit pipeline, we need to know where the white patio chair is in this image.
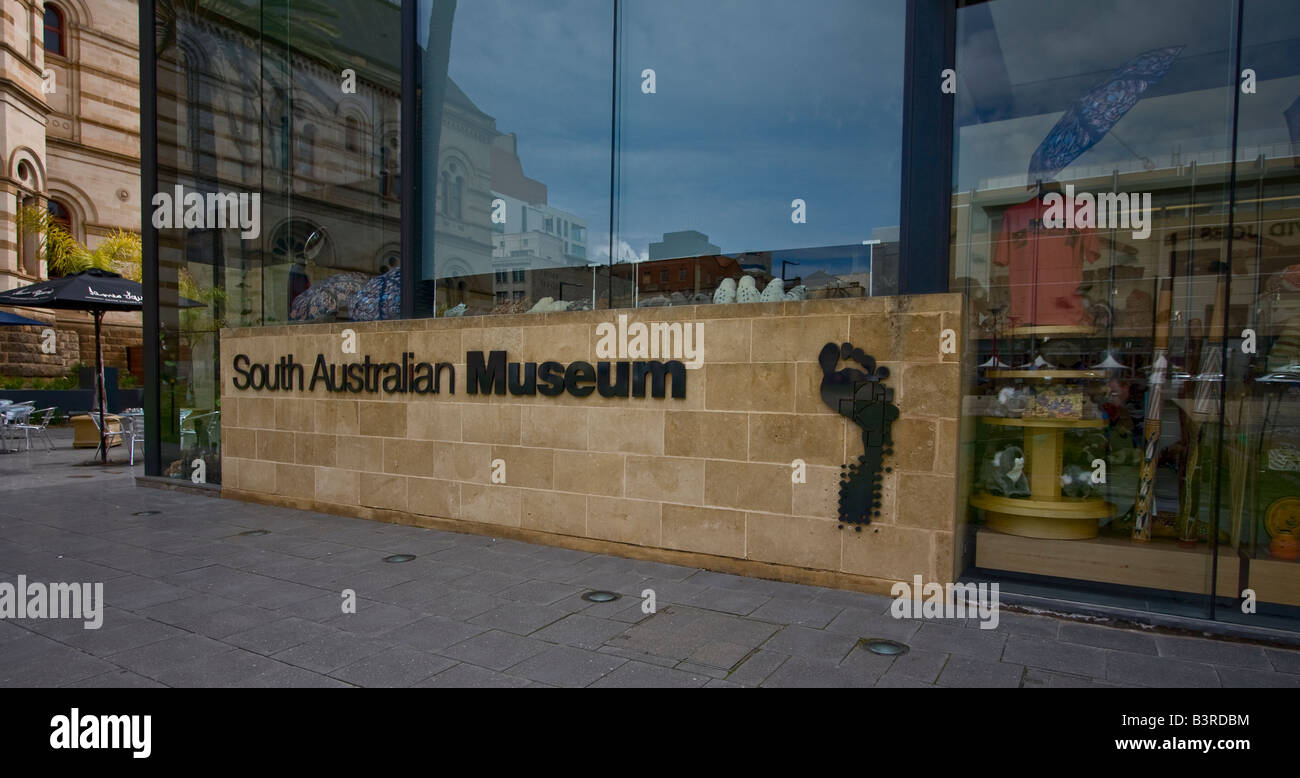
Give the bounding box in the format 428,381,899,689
13,407,56,452
180,410,220,450
122,414,144,466
87,411,123,460
1,404,33,453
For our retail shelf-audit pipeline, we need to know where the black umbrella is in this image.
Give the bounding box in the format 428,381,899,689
0,269,197,462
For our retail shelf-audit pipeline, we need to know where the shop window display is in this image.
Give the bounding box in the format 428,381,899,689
952,0,1300,622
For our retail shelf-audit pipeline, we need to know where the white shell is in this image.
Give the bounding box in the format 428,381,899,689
713,277,737,304
760,278,786,302
736,275,761,303
784,284,807,301
529,297,554,313
443,303,467,318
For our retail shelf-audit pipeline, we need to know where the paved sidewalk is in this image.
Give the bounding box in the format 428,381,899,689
1,431,1298,687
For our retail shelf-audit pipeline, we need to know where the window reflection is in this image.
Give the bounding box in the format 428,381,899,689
153,0,403,483
950,0,1300,622
416,0,902,316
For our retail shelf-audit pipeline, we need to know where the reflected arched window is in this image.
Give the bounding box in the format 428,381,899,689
380,135,399,199
298,123,317,173
442,161,463,220
48,199,72,233
43,4,65,57
345,117,359,152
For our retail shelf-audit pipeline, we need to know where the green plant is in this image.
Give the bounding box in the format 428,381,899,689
118,373,140,389
18,206,142,279
0,376,24,390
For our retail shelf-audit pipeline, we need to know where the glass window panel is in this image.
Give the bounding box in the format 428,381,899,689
417,0,614,317
613,0,904,308
151,0,401,484
1217,0,1300,626
949,0,1239,619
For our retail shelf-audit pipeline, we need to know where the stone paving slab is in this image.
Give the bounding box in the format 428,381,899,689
0,429,1298,687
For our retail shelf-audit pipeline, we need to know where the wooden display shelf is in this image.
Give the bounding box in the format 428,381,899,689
971,493,1115,540
971,492,1115,520
977,415,1111,540
1250,555,1300,607
985,369,1107,380
982,416,1105,430
1001,324,1096,337
976,528,1241,599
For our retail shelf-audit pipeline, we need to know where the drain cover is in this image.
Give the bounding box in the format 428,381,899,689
383,554,416,563
237,529,270,537
581,590,620,603
859,638,909,656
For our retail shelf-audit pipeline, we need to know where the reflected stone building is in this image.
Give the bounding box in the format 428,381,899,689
0,0,142,377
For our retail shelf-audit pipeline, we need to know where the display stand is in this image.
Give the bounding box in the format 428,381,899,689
973,324,1116,540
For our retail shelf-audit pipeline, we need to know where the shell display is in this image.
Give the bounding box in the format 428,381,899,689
443,303,467,318
760,278,786,302
290,272,368,322
489,297,533,315
784,284,807,301
529,297,555,313
713,277,737,304
349,266,401,321
736,275,761,303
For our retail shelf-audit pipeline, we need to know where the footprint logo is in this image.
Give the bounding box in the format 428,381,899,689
818,343,898,527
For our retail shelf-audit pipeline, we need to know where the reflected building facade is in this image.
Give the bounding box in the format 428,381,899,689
142,0,1300,632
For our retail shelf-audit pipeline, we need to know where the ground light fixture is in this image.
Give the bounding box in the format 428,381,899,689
237,529,271,537
132,510,161,516
859,638,910,656
581,590,620,603
383,554,416,563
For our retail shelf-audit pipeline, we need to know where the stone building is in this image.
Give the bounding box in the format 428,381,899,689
0,0,141,378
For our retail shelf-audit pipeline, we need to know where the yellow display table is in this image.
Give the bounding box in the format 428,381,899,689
971,416,1116,540
71,413,122,449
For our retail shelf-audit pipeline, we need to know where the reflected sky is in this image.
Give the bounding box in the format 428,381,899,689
420,0,903,262
955,0,1300,191
616,0,904,259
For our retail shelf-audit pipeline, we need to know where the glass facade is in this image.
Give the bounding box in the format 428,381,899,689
151,0,401,482
143,0,1299,631
951,0,1300,626
415,0,904,316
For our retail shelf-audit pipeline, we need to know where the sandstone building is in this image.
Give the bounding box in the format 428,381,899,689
0,0,140,378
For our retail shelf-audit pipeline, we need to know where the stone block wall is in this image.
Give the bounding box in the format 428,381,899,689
220,294,964,594
0,316,140,378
